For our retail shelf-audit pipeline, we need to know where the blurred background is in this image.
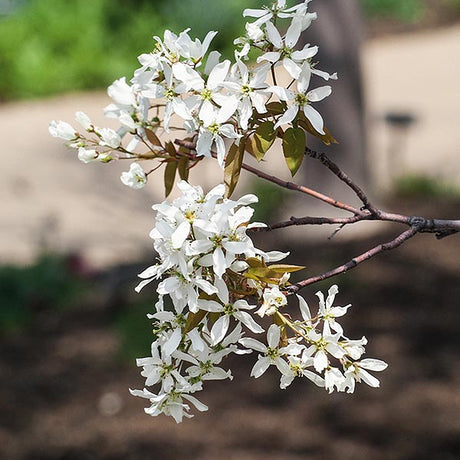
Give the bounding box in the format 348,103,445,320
1,1,460,459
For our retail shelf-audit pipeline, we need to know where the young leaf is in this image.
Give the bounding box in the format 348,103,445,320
297,112,338,145
224,142,245,198
183,310,207,334
283,127,306,176
245,257,266,268
246,121,277,161
145,128,162,147
268,264,306,274
164,160,177,197
165,141,177,158
244,267,284,282
178,156,189,181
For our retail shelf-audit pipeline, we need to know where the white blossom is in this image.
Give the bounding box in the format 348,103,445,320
120,162,147,189
49,120,78,141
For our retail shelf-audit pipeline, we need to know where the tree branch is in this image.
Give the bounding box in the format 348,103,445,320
306,147,380,215
286,226,419,295
174,139,363,215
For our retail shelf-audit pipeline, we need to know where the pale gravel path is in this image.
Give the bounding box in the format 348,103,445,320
1,26,460,267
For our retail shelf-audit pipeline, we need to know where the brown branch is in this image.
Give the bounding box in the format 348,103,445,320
174,139,363,215
306,147,380,215
286,226,419,295
251,214,370,231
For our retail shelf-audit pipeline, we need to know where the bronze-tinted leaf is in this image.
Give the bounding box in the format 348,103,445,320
245,121,277,161
283,127,306,176
297,112,338,145
224,142,245,198
178,156,189,181
183,310,207,334
145,128,162,147
266,102,286,115
165,141,177,158
164,159,177,197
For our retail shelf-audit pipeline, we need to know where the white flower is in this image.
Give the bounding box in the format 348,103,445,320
136,340,188,392
280,349,325,389
129,387,208,423
195,102,240,167
108,77,137,107
120,162,147,189
224,60,269,130
324,367,346,393
257,20,317,79
316,284,351,334
49,120,77,141
343,358,388,393
142,63,192,132
75,111,92,130
198,279,263,345
98,127,122,148
271,64,332,134
256,286,287,317
239,324,300,378
77,147,98,164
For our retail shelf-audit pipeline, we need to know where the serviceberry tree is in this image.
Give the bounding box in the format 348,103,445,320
50,0,459,423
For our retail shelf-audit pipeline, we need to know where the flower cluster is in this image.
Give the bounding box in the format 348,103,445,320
242,285,388,393
129,180,285,421
49,0,336,189
130,182,387,422
48,1,389,424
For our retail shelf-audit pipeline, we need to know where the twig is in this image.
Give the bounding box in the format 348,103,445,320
286,226,419,295
174,139,363,215
306,147,379,214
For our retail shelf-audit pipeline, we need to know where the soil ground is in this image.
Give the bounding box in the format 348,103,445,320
1,197,460,460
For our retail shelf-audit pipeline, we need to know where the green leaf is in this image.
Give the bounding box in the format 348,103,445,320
224,142,245,198
283,127,306,176
246,121,277,161
245,257,266,268
268,264,306,274
244,267,285,282
164,160,177,197
297,112,338,146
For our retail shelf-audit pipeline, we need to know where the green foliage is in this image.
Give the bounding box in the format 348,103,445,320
251,180,289,224
113,297,156,362
0,254,87,335
394,174,460,199
443,0,460,15
0,0,259,100
360,0,424,22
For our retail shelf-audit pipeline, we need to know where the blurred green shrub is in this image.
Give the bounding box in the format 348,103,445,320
360,0,424,22
113,297,156,362
0,253,87,335
0,0,258,100
394,174,460,199
251,179,290,224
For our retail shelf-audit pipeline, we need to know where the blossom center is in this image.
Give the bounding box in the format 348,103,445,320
200,88,213,101
165,88,177,100
241,84,252,96
295,93,308,106
207,122,221,135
